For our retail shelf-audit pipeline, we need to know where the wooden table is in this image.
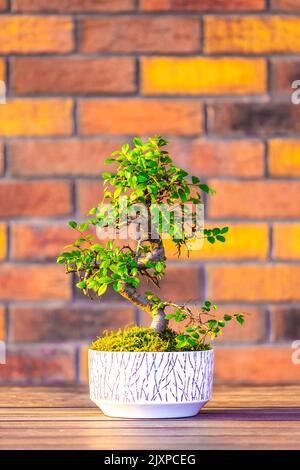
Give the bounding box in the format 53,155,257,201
0,385,299,450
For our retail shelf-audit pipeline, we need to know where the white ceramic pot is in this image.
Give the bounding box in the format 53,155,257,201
89,349,214,418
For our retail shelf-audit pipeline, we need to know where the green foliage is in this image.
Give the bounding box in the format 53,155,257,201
91,326,211,352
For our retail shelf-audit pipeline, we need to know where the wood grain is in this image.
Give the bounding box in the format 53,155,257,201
0,385,299,449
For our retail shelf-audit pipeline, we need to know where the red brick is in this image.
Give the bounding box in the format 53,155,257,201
0,0,7,10
77,180,104,216
10,305,135,342
11,223,74,260
0,181,71,217
169,139,264,177
271,0,300,9
79,99,203,136
271,306,300,341
12,0,134,12
208,180,300,219
0,264,71,301
12,57,136,95
214,347,299,384
8,139,124,177
0,345,75,385
272,59,300,93
207,264,300,302
0,99,73,137
207,102,300,137
0,305,5,341
141,0,264,11
0,16,73,54
0,143,4,175
79,17,200,53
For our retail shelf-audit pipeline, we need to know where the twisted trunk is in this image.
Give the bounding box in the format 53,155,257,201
118,228,168,333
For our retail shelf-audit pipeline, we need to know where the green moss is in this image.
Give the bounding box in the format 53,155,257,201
90,326,211,352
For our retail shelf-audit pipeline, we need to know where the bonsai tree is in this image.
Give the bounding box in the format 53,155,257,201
57,136,244,350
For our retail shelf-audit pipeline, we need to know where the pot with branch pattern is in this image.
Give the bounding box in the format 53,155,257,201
89,349,214,418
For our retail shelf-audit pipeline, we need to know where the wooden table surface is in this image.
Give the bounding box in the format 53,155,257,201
0,385,299,450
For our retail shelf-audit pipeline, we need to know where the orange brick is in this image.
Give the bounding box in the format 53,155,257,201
208,264,300,302
204,16,300,54
164,223,269,261
0,16,73,53
271,306,300,341
141,58,266,95
141,0,265,11
12,0,134,12
80,346,89,382
77,180,104,215
0,99,72,136
169,139,264,177
0,264,71,301
271,0,300,9
0,181,71,217
0,224,7,260
79,17,200,53
269,139,300,176
79,99,203,136
9,139,124,177
0,305,5,341
12,57,136,95
0,345,75,385
214,347,299,384
208,180,300,219
10,305,135,342
273,223,300,260
11,223,74,260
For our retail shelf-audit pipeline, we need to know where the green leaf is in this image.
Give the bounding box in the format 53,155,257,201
76,281,86,289
133,137,143,147
102,172,111,179
107,240,113,250
204,300,211,308
79,222,89,232
68,220,77,229
89,207,98,215
137,175,148,183
207,236,215,244
98,284,108,296
216,235,226,242
104,158,115,164
220,226,229,234
199,183,209,193
192,176,200,184
208,319,217,328
178,189,187,202
224,314,232,321
185,327,195,333
218,320,225,327
122,143,130,153
212,228,221,235
155,262,164,273
235,314,245,326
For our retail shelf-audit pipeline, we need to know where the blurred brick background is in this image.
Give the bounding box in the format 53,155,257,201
0,0,300,385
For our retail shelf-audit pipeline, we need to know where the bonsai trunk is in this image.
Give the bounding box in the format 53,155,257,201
150,309,168,333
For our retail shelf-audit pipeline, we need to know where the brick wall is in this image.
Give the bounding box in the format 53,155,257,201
0,0,300,385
